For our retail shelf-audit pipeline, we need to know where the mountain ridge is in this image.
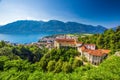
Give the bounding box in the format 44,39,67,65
0,20,107,34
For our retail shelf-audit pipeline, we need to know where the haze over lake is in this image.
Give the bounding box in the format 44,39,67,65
0,34,49,44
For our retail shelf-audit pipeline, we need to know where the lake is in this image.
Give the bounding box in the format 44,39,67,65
0,34,49,44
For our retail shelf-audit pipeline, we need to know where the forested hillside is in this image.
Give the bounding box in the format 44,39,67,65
0,26,120,80
0,52,120,80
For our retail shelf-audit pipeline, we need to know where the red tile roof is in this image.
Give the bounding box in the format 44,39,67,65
81,46,110,56
86,50,105,56
98,49,110,54
55,38,76,44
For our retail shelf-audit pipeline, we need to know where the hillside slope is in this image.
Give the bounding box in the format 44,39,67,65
0,20,107,34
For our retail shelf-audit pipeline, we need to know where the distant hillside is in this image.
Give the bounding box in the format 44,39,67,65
0,20,107,34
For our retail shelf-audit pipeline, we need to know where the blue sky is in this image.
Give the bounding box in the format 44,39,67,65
0,0,120,28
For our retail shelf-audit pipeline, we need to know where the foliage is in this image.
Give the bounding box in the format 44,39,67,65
54,59,63,73
47,60,56,72
1,55,120,80
72,59,83,69
62,62,72,73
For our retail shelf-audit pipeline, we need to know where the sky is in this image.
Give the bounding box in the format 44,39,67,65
0,0,120,28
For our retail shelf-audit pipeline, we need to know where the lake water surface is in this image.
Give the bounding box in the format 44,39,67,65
0,34,49,44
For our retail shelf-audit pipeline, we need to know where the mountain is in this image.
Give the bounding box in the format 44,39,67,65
0,20,107,34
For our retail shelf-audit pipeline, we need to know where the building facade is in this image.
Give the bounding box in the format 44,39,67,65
78,46,110,65
54,38,77,49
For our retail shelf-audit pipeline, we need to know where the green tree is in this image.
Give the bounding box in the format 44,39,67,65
116,26,120,32
54,59,63,73
0,56,9,70
0,41,6,48
72,59,83,69
47,60,56,72
96,35,104,48
62,62,72,73
39,57,48,71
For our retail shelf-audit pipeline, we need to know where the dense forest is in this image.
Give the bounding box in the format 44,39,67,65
0,26,120,80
